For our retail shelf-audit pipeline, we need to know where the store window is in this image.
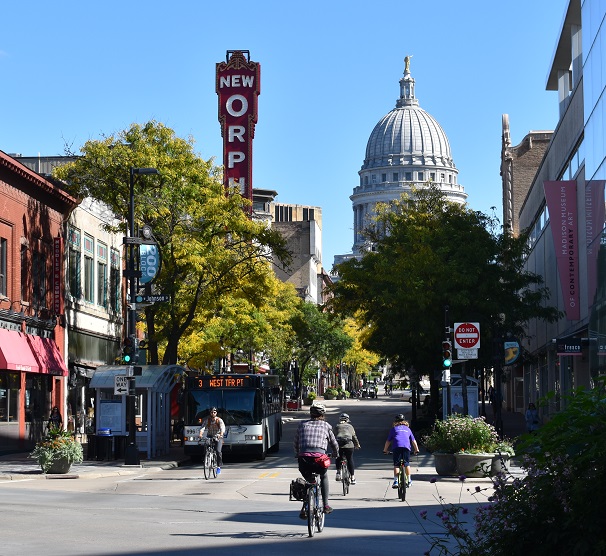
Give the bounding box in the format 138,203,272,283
32,251,47,309
0,372,19,423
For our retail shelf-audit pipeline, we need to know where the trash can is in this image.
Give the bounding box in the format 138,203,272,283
86,434,97,461
96,428,112,461
113,435,127,459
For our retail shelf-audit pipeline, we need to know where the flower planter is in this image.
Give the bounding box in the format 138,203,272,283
46,456,72,474
455,453,493,478
433,453,457,476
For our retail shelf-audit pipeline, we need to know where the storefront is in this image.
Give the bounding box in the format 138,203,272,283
0,328,68,454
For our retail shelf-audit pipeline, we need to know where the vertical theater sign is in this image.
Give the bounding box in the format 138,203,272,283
216,50,261,205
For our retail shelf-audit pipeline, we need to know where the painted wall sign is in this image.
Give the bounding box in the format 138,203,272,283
216,50,260,204
53,237,63,316
544,181,580,320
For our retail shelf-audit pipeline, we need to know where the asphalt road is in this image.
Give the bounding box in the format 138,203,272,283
0,396,510,555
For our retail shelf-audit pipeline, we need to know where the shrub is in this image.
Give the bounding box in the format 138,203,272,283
30,429,84,473
422,414,499,454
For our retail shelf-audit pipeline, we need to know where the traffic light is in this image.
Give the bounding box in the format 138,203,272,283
442,340,452,368
122,336,139,364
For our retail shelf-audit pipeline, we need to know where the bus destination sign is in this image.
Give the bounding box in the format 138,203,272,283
189,375,253,389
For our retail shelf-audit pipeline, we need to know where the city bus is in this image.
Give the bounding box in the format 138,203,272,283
182,373,282,461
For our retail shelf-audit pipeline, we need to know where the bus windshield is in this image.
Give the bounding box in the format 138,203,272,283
188,388,261,425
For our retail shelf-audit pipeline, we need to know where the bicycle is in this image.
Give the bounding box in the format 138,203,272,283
199,437,218,480
289,471,325,537
387,451,408,501
338,452,350,496
304,472,325,537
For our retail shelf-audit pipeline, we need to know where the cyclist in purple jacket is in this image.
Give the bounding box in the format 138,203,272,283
383,414,419,488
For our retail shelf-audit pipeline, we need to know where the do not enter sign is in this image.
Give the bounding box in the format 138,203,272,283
454,322,480,350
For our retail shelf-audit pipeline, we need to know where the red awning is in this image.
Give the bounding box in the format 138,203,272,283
27,335,68,376
0,328,40,373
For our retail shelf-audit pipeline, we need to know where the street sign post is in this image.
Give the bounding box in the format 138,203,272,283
454,322,480,350
114,375,128,395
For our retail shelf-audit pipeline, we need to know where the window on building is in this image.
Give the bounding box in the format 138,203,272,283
430,172,436,181
364,176,369,186
97,242,108,308
32,251,47,309
381,173,387,182
405,172,412,181
441,173,445,182
109,248,121,312
83,234,94,303
0,238,6,297
68,228,81,299
393,172,399,182
371,174,377,183
449,175,452,183
0,372,19,423
418,172,424,181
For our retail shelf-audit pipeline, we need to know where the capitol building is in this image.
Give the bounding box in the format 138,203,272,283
334,57,467,267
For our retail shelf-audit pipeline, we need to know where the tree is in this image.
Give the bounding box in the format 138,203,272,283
341,316,381,390
289,302,353,398
329,185,559,414
54,121,290,365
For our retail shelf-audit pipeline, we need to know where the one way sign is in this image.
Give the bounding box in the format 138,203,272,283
114,375,128,395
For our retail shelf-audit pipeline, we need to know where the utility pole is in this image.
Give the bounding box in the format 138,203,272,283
124,167,158,466
444,305,452,417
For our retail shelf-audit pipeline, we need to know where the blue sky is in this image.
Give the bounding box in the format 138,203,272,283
1,0,568,268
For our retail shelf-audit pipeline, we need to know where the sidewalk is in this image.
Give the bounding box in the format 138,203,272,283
0,441,188,481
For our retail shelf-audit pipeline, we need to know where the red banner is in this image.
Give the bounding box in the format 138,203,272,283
53,237,63,317
216,51,260,204
544,181,579,320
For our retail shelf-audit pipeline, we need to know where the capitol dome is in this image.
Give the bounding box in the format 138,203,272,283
349,57,467,255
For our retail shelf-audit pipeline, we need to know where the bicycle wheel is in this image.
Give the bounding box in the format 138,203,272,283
211,451,217,478
203,449,212,480
316,487,325,532
342,464,349,496
398,468,407,501
307,487,316,537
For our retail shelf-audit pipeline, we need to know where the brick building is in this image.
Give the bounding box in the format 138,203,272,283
0,151,77,453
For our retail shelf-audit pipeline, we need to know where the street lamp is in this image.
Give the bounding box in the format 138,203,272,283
124,167,159,466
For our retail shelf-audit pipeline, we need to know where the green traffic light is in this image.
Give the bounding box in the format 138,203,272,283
123,354,132,363
443,358,452,368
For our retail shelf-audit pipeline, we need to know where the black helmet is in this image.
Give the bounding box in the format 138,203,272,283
339,413,349,422
395,413,405,422
310,403,326,417
210,407,218,413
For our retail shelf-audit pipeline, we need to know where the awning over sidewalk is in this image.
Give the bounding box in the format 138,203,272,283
0,328,40,372
27,335,68,376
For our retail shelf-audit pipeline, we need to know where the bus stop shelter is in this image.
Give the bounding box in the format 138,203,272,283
90,364,185,460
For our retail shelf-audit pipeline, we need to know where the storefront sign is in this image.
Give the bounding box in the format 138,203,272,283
216,50,260,204
556,337,582,356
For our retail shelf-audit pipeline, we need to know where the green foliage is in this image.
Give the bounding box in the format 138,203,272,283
329,184,560,382
422,414,499,454
323,387,339,399
30,429,83,473
53,121,290,365
305,391,317,401
422,378,606,555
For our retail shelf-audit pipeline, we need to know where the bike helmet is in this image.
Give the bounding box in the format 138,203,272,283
395,413,405,422
210,407,218,413
339,413,350,422
310,403,326,417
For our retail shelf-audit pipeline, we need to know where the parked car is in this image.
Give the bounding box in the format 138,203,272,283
404,388,430,403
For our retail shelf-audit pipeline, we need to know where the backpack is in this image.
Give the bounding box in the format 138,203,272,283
289,478,307,501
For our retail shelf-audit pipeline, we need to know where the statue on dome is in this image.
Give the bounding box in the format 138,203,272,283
404,55,413,73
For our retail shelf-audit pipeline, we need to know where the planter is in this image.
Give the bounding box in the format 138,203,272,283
491,453,511,475
46,456,72,474
433,453,457,476
455,453,493,478
303,397,315,406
